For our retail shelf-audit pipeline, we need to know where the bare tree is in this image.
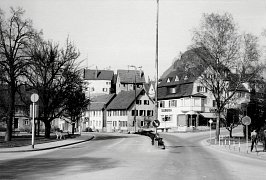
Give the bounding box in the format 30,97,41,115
0,7,40,141
63,73,89,134
191,13,263,140
27,38,80,138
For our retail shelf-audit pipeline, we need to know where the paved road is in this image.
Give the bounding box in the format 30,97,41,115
1,131,266,180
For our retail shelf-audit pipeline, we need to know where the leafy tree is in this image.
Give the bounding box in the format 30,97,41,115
190,13,263,140
27,38,80,138
0,7,40,141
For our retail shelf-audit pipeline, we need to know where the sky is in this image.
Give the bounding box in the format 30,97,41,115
0,0,266,80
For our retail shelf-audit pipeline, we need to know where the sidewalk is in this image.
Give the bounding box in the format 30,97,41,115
203,131,266,161
0,134,94,153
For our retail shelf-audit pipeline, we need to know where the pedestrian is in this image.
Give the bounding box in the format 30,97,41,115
250,130,257,152
263,129,266,152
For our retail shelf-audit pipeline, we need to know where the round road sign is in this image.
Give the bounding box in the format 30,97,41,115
152,119,160,127
208,120,213,124
31,93,39,103
242,116,251,125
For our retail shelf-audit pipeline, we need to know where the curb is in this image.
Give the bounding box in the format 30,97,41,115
0,136,95,153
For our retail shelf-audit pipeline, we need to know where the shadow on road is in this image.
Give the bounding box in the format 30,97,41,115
93,135,132,141
0,156,118,179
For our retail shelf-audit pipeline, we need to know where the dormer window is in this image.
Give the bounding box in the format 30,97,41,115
168,87,176,94
167,78,171,83
175,76,179,82
184,76,188,80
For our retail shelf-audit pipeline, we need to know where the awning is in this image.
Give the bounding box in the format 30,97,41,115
200,113,217,119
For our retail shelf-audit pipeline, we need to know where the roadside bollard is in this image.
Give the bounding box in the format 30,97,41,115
225,139,227,148
239,139,241,152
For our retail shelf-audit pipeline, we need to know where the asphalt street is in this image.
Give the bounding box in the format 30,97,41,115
0,131,266,180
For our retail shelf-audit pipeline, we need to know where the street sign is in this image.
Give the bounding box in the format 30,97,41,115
208,120,213,124
152,119,160,127
31,93,39,103
242,116,251,125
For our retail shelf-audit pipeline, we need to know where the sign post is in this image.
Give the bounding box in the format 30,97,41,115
30,93,39,149
242,116,251,153
209,120,213,145
152,119,160,134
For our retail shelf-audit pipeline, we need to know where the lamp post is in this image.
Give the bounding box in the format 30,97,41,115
129,65,142,132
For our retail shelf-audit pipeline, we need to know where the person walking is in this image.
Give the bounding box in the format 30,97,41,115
250,130,258,152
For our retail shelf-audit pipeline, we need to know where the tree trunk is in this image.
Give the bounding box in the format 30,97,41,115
215,113,221,141
229,128,233,138
44,121,51,138
72,123,75,135
5,84,16,142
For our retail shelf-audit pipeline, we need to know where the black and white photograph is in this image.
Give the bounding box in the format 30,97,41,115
0,0,266,179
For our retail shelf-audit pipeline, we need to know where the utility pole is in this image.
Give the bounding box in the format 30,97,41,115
155,0,159,133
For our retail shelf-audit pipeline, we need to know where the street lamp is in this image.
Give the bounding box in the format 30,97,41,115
129,65,142,132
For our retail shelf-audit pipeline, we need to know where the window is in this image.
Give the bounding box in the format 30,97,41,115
161,115,172,121
159,101,165,108
168,87,176,94
136,100,142,105
144,100,149,105
141,121,144,127
140,110,146,116
170,100,177,107
213,100,216,107
197,86,207,93
24,119,29,125
147,110,153,116
131,110,138,116
103,88,108,92
175,76,179,82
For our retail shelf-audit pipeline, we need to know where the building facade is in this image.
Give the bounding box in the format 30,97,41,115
82,69,115,98
116,69,145,94
106,89,155,132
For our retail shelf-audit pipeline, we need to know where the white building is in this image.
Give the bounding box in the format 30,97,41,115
106,89,155,133
82,94,116,132
82,69,114,97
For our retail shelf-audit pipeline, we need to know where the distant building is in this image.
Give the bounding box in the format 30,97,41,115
82,69,115,97
115,69,145,94
106,89,154,132
82,94,116,132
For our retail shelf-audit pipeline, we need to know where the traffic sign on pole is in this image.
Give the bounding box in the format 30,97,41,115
152,119,160,128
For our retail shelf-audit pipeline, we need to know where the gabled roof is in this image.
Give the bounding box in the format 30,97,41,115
158,83,194,100
144,81,155,92
117,69,145,84
107,89,144,110
89,94,116,111
84,69,114,80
